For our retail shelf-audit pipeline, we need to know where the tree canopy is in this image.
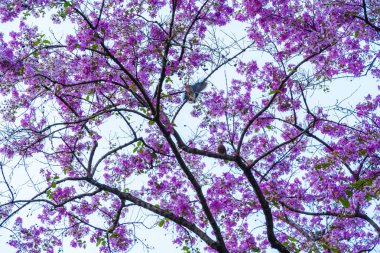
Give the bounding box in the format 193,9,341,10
0,0,379,252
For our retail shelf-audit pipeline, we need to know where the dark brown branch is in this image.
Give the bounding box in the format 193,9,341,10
155,122,229,253
353,0,380,33
86,178,221,251
281,202,380,235
87,141,98,176
237,47,330,155
240,162,290,253
248,122,314,169
91,138,142,176
172,129,237,161
0,163,14,202
153,0,178,116
107,199,126,233
177,0,211,64
95,0,105,29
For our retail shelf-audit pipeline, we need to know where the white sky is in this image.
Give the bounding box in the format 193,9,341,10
0,6,378,253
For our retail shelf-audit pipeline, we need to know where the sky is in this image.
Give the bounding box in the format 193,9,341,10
0,11,194,253
0,4,378,253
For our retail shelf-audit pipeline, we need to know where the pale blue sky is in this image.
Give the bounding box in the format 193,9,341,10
0,7,378,253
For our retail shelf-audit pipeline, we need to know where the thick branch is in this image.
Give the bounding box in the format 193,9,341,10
86,178,221,251
237,47,330,154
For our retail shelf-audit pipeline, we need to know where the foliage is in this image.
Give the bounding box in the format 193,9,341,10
0,0,379,252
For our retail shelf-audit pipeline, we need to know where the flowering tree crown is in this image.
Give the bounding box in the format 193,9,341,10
0,0,379,252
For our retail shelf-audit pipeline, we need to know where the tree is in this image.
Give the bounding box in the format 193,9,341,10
0,0,379,252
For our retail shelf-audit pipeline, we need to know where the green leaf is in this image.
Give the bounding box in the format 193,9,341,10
354,31,359,38
33,38,41,46
365,193,372,201
64,1,71,8
17,66,25,76
51,182,57,188
59,11,67,18
287,235,298,242
322,243,342,253
133,147,139,153
269,89,280,95
338,197,350,208
345,190,353,198
182,246,190,253
352,178,374,190
158,219,165,227
151,153,157,159
149,120,155,125
272,201,280,209
46,190,53,199
165,76,173,83
315,163,330,170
